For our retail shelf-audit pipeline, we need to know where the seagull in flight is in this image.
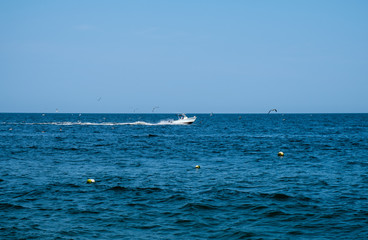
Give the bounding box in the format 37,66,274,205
152,106,160,112
268,109,277,114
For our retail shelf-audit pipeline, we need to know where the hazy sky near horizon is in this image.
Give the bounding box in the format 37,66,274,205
1,1,367,113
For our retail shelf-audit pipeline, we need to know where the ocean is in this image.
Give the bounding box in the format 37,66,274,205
1,113,367,239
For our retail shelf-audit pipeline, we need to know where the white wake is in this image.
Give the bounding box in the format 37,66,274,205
17,119,189,126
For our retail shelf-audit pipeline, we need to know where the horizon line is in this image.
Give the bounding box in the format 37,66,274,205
0,112,367,114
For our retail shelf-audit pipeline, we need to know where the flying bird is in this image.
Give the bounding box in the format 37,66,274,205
268,109,277,114
152,106,160,112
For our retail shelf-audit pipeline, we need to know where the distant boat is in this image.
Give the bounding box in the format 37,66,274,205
171,114,196,125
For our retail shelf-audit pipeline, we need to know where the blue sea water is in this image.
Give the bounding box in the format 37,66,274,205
0,113,368,239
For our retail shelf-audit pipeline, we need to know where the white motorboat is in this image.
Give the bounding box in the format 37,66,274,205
172,114,196,125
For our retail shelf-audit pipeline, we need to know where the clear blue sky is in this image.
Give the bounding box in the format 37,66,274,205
1,1,367,113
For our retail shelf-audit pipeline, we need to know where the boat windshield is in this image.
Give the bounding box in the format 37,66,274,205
178,114,187,119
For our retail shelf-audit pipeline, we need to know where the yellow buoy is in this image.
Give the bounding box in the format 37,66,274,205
86,179,95,184
195,165,200,169
278,152,284,157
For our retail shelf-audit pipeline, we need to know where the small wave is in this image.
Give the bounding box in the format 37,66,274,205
161,194,187,202
133,224,161,230
259,192,313,203
14,189,44,199
217,229,256,239
270,193,292,200
126,203,149,208
264,210,289,217
180,202,218,211
68,209,100,215
53,147,79,151
94,143,113,147
259,192,292,201
175,219,193,224
0,203,26,210
287,230,303,235
107,186,163,193
53,183,80,189
26,145,38,149
107,186,129,191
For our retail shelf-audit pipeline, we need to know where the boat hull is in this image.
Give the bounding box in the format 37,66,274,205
172,116,196,125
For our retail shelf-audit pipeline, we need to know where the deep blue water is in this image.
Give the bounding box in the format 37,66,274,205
1,113,368,239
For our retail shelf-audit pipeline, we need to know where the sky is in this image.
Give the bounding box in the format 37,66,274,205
1,0,367,113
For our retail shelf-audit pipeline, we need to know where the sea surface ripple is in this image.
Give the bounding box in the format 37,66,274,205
1,113,368,239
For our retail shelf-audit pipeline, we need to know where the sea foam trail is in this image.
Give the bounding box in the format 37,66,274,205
8,120,189,126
